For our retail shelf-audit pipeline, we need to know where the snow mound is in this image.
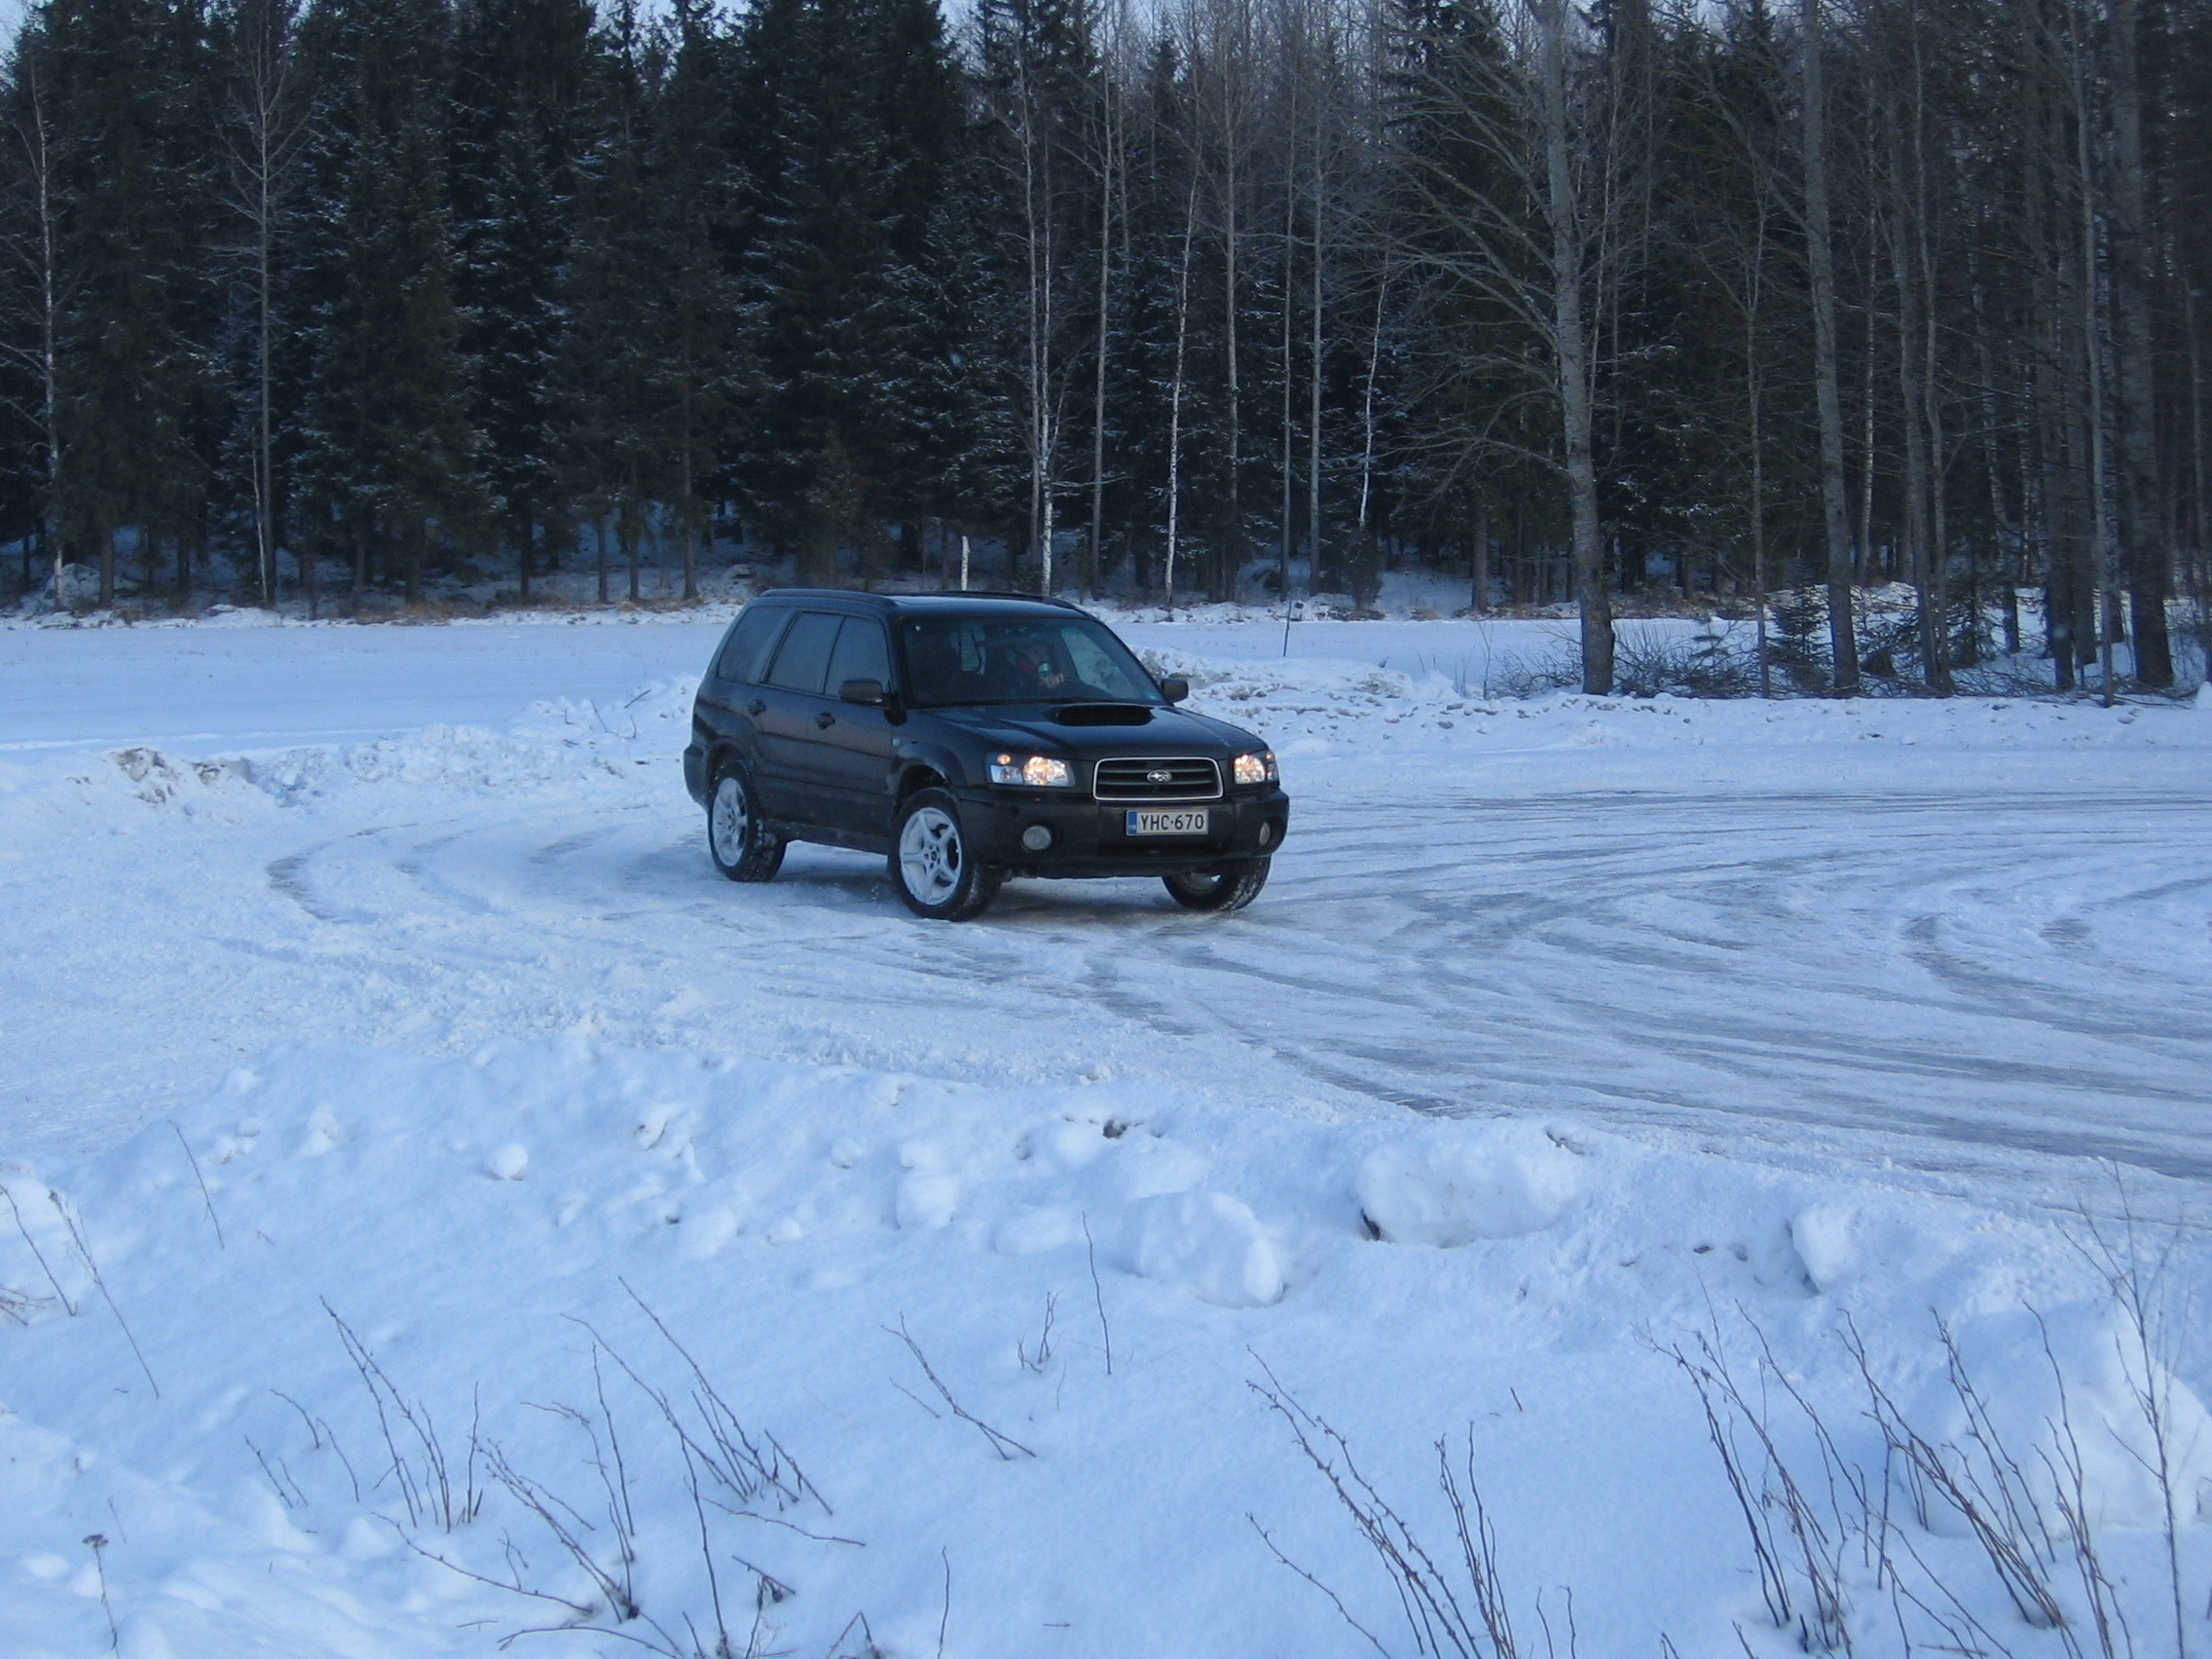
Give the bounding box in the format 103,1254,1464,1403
38,678,703,830
1789,1202,1862,1291
3,1040,2203,1656
1126,1189,1283,1308
1353,1121,1586,1245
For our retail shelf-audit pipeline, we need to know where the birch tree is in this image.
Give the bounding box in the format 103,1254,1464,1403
217,0,306,608
1798,0,1861,689
0,39,68,608
1392,0,1621,690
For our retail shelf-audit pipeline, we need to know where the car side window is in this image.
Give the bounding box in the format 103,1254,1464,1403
763,611,843,694
716,606,790,684
825,618,891,694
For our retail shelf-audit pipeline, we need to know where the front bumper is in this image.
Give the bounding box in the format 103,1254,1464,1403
951,786,1290,878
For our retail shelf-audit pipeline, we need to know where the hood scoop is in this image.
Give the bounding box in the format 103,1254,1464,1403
1051,703,1156,727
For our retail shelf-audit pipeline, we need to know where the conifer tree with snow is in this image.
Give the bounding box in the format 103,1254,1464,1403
646,0,738,602
448,0,593,603
728,0,969,585
553,0,665,604
32,0,220,607
293,0,482,607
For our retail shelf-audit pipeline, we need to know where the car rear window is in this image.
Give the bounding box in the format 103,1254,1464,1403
715,605,791,683
763,611,844,694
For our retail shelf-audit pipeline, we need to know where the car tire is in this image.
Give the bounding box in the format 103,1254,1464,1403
1162,858,1270,913
707,762,786,882
891,789,1001,920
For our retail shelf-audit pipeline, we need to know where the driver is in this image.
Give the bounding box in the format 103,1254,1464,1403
1006,635,1068,695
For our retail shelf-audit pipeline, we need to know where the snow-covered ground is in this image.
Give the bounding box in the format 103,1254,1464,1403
3,608,2209,1657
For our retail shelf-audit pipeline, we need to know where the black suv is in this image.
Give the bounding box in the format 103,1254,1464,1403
683,591,1290,920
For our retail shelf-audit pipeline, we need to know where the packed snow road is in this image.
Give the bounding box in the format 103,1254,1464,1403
242,781,2212,1178
3,612,2207,1189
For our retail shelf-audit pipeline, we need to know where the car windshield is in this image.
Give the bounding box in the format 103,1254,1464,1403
901,615,1162,707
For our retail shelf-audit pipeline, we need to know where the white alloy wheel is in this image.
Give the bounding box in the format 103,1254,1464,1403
889,787,1000,919
706,764,785,883
711,775,750,865
899,805,963,907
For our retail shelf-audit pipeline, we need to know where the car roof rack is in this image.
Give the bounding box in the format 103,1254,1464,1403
754,587,1088,613
906,589,1088,610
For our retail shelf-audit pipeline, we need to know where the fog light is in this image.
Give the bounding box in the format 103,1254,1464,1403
1020,824,1054,853
1257,820,1276,849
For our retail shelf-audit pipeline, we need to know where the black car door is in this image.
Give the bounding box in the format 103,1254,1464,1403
752,610,845,821
812,617,900,838
695,604,791,776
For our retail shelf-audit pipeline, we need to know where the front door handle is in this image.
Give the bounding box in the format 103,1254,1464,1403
746,699,766,717
813,710,836,729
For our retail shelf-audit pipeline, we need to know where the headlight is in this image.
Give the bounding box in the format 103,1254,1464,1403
1233,751,1277,786
988,753,1074,788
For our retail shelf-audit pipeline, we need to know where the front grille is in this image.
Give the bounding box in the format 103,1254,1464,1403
1092,756,1223,801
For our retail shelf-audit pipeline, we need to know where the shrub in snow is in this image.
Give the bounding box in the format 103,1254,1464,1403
1900,1302,2212,1532
1353,1123,1584,1246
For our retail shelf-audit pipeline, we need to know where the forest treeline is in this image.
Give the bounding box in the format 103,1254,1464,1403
1,0,2206,692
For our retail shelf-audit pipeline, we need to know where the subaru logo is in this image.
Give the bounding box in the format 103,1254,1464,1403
1147,768,1172,784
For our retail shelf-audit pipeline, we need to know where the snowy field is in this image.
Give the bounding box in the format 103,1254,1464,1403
3,607,2210,1657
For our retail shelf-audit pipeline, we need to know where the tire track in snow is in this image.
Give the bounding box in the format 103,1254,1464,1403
245,786,2212,1176
9,772,2210,1186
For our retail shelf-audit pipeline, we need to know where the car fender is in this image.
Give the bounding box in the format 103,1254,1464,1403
703,726,768,793
890,735,976,797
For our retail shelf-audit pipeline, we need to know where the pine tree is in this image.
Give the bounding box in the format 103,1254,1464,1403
730,0,969,584
294,0,482,606
39,0,220,607
647,0,737,600
865,0,989,575
449,0,593,603
556,0,665,603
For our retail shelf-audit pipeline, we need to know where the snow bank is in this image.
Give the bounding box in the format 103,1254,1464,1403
1132,649,2212,799
1126,1190,1283,1307
1353,1122,1585,1245
4,1040,2205,1657
0,679,697,830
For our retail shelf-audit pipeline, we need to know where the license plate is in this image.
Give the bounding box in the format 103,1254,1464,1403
1126,809,1211,837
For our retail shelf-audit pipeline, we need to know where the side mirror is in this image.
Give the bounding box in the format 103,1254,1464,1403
839,678,887,707
1159,676,1190,705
